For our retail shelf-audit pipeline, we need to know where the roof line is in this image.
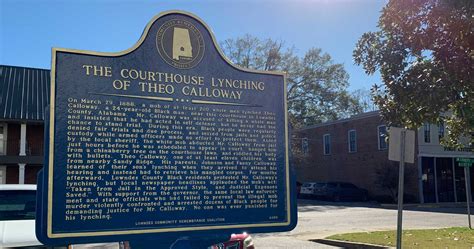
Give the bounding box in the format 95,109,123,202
0,64,50,71
297,110,381,131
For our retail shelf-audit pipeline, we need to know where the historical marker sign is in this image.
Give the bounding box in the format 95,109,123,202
36,11,296,244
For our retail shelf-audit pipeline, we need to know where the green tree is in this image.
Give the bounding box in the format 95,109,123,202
353,0,473,147
221,34,363,128
374,163,416,203
350,88,378,113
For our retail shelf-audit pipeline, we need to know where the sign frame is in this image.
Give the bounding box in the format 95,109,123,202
38,10,296,244
388,127,415,164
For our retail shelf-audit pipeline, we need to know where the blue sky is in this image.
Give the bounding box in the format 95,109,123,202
0,0,385,91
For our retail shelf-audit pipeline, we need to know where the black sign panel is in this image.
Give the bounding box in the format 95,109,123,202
36,10,296,245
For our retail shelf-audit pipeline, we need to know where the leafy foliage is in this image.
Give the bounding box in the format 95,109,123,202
221,34,363,128
353,0,473,147
374,163,416,203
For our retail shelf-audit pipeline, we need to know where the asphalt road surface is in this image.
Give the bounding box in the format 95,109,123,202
253,199,474,249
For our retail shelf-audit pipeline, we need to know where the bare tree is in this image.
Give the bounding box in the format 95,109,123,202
221,35,364,128
351,88,378,113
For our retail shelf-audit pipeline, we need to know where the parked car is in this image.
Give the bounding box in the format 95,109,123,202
0,184,121,249
320,182,369,202
208,233,254,249
299,182,326,199
70,243,124,249
0,184,43,248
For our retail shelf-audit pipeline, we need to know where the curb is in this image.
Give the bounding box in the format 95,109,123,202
380,202,474,209
311,239,394,249
380,203,432,208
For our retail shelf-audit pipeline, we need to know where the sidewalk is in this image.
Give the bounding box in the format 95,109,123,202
252,200,474,248
253,236,343,249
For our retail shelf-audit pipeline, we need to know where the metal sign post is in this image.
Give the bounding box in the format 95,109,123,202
458,158,474,229
456,158,474,229
396,129,406,249
464,166,471,229
389,127,415,249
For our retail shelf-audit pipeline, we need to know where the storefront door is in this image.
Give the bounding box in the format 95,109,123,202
436,157,455,202
422,157,436,203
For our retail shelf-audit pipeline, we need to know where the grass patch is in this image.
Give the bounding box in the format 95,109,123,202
326,227,474,248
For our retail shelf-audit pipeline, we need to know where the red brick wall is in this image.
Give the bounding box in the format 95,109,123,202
294,114,419,201
6,164,19,184
6,124,20,155
3,123,45,184
27,124,44,156
4,164,42,184
6,123,44,156
25,165,42,184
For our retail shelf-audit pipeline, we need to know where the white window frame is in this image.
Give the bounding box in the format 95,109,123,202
424,123,431,143
323,134,331,155
348,129,357,153
302,138,309,155
377,125,387,150
0,123,7,155
438,121,445,141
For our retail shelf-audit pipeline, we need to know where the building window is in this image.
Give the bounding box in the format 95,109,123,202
378,125,387,150
424,123,431,143
323,134,331,155
348,130,357,153
0,166,5,184
438,121,445,141
302,138,309,155
0,124,6,155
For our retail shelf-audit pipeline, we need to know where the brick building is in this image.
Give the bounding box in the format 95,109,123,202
294,111,474,203
0,65,49,184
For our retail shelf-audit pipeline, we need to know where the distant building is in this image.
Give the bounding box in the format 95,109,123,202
294,111,474,203
0,65,49,184
418,122,474,203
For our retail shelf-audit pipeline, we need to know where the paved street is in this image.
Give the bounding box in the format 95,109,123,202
253,199,474,248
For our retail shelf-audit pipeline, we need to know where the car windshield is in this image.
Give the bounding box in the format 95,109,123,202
0,190,36,221
302,183,314,187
